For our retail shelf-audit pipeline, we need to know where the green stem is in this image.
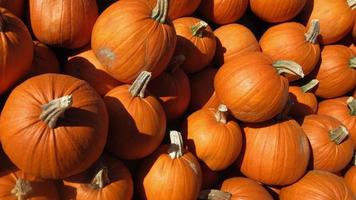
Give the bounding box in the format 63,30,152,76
191,21,208,37
169,55,186,73
151,0,168,23
273,60,304,78
329,126,349,145
301,79,319,93
347,97,356,116
129,71,152,98
11,179,32,200
90,167,110,189
168,130,184,159
214,104,228,124
349,57,356,68
347,0,356,9
39,95,73,128
304,19,320,44
198,189,232,200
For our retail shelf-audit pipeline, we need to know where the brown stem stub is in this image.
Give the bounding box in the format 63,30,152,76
347,0,356,9
273,60,304,78
347,97,356,116
214,104,228,124
168,130,184,159
198,189,232,200
301,79,319,93
191,21,208,37
329,126,349,145
151,0,168,23
305,19,320,44
349,57,356,68
90,167,110,189
11,179,32,200
169,55,186,73
129,71,152,98
39,95,73,128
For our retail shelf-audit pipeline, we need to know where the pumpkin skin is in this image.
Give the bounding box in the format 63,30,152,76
29,0,98,49
280,170,355,200
0,8,33,95
61,155,133,200
28,41,60,77
240,117,310,185
288,81,318,119
198,0,248,25
0,0,25,18
214,23,260,66
148,0,201,20
301,115,354,173
92,0,176,83
0,168,60,200
0,74,109,179
260,22,320,81
314,45,356,99
173,17,216,74
64,50,122,96
344,164,356,196
250,0,306,23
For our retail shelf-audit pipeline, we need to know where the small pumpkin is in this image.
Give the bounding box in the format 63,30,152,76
318,96,356,148
0,7,33,95
28,41,60,77
185,105,242,171
64,49,122,96
198,0,248,25
173,17,216,74
280,170,354,200
344,155,356,196
260,20,321,81
29,0,98,49
0,73,109,179
137,131,202,200
314,45,356,99
0,0,25,18
104,71,166,159
301,115,354,172
92,0,176,83
214,23,260,66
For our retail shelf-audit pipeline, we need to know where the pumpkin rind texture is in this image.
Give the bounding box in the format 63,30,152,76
28,41,60,77
344,165,356,196
166,0,201,20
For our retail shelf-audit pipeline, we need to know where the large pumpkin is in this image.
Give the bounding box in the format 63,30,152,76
0,74,108,179
29,0,98,49
214,52,304,122
344,157,356,196
104,71,166,159
0,0,25,18
0,7,33,95
92,0,176,83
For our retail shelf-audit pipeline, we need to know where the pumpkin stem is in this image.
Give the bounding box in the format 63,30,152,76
304,19,320,44
198,189,232,200
191,21,208,37
273,60,304,78
168,130,184,159
349,57,356,68
90,167,110,189
11,179,32,200
347,0,356,9
301,79,319,93
129,71,152,98
214,104,228,124
347,97,356,116
329,126,349,145
151,0,168,23
169,55,186,73
39,95,73,128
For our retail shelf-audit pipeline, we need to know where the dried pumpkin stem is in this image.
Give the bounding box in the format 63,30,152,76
90,167,110,189
329,126,349,145
273,60,305,78
191,21,208,37
347,97,356,116
151,0,168,23
301,79,319,93
39,95,73,128
168,130,184,159
129,71,152,98
215,104,228,124
11,179,32,200
349,57,356,68
169,55,186,73
347,0,356,9
198,189,232,200
304,19,320,44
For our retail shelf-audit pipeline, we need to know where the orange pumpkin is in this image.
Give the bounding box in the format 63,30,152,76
344,156,356,196
280,170,354,200
28,41,60,77
137,131,202,200
0,74,108,179
214,23,260,66
64,50,122,96
0,7,33,95
104,71,166,159
0,0,25,18
92,0,176,83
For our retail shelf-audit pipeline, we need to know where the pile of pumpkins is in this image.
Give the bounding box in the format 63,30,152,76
0,0,356,199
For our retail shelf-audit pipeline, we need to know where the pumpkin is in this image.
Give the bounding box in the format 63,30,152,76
214,23,260,66
288,79,319,119
260,20,321,81
148,55,190,120
240,111,310,186
92,0,176,83
173,17,216,74
301,115,354,172
28,41,60,77
104,71,166,159
0,73,109,179
185,104,242,171
318,96,356,148
280,170,354,200
214,52,304,122
199,177,273,200
61,155,133,200
301,0,355,44
64,49,122,96
0,7,33,95
314,45,356,99
0,168,59,199
0,0,25,18
250,0,306,23
198,0,248,25
189,67,220,112
344,155,356,196
137,131,202,200
29,0,98,49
